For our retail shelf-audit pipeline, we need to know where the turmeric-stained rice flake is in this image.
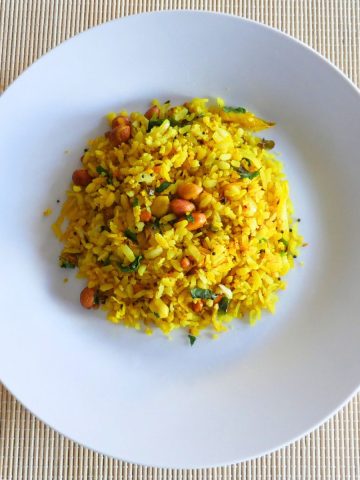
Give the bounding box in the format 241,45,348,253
53,98,304,338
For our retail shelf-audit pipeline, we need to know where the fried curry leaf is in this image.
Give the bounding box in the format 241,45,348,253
147,119,165,131
147,118,194,132
118,255,143,273
223,106,246,113
218,297,230,313
100,256,111,266
185,213,194,223
94,291,100,305
258,139,275,150
96,165,113,184
190,288,217,300
124,229,138,244
60,260,75,269
131,197,139,207
155,181,173,194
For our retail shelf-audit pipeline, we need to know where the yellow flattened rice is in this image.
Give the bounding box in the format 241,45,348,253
52,98,304,339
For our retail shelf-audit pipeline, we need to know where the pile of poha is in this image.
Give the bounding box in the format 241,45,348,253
52,98,304,339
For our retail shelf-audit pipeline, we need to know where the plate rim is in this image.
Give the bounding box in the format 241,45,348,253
0,9,360,468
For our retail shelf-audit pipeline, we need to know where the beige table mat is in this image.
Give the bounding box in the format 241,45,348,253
0,0,359,478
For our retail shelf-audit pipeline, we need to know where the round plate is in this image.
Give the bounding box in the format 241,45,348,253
0,11,359,469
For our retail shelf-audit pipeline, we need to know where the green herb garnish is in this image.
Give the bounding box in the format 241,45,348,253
100,256,111,266
218,297,230,313
147,119,165,131
96,165,113,184
151,217,162,231
94,291,100,305
147,118,193,132
188,334,197,346
223,106,246,113
96,166,109,176
124,229,138,244
118,255,143,273
60,260,75,269
190,288,217,300
235,166,261,180
155,181,173,194
185,213,194,223
131,197,139,207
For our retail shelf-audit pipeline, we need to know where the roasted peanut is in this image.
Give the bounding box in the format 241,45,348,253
107,125,131,146
151,196,170,218
133,284,143,294
192,300,203,313
72,169,93,187
180,256,191,269
177,183,203,200
111,115,130,129
187,212,207,231
170,199,196,216
145,105,160,119
80,287,96,309
140,209,152,222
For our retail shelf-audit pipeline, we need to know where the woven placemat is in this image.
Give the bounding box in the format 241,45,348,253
0,1,359,478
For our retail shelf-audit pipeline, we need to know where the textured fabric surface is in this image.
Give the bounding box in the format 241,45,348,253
0,1,359,478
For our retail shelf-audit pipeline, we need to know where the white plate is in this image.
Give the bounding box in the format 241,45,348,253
0,11,359,469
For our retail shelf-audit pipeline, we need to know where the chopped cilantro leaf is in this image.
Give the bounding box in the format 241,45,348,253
96,166,113,184
234,166,261,180
190,288,217,300
118,255,143,273
188,334,197,346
